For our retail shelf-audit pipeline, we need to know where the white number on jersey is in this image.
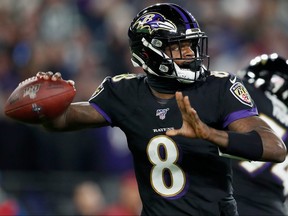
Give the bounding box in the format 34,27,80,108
147,135,186,197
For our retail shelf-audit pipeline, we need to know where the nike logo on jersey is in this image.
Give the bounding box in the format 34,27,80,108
156,108,169,120
229,75,237,84
230,82,253,107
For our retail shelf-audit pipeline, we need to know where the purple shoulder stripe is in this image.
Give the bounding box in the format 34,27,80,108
283,132,288,141
89,102,112,124
223,107,258,128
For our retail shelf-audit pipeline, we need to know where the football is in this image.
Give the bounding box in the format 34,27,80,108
4,77,76,124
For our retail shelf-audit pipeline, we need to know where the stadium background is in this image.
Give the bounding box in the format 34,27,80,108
0,0,287,215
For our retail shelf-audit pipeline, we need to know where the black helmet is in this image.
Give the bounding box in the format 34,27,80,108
237,53,288,105
128,3,209,83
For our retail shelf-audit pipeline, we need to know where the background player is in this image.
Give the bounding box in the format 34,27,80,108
233,53,288,215
9,3,287,216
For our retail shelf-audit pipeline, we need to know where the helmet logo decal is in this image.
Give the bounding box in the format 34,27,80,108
132,13,177,34
230,82,253,107
156,108,170,120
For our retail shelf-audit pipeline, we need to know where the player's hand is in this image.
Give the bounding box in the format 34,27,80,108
166,91,212,139
36,71,75,87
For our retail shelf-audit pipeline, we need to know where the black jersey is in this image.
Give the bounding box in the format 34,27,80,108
89,72,258,216
232,81,288,216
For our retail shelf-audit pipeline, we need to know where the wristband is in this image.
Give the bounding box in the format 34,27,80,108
223,130,263,160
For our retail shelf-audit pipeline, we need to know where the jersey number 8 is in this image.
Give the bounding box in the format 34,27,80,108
147,135,186,197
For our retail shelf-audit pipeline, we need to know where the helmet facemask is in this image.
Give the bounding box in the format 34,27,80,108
161,33,209,83
131,33,209,83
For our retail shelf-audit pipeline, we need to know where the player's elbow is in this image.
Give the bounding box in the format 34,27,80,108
275,142,287,162
264,140,287,163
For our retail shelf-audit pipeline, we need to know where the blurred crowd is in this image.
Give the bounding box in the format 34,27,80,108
0,0,287,215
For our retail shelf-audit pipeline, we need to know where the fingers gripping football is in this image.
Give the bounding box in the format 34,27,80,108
36,71,75,87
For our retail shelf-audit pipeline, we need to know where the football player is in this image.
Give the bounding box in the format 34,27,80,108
30,3,286,216
233,53,288,215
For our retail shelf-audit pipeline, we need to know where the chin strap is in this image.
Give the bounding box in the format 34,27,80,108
174,62,200,83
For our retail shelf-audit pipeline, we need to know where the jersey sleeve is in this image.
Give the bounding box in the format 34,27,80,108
218,73,259,128
88,74,140,126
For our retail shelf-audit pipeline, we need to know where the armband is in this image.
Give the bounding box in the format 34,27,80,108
223,130,263,160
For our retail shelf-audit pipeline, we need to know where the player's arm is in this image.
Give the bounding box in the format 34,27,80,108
166,92,287,162
37,72,109,131
43,102,109,131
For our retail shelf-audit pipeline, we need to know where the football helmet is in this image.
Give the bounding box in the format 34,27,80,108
237,53,288,105
128,3,210,83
